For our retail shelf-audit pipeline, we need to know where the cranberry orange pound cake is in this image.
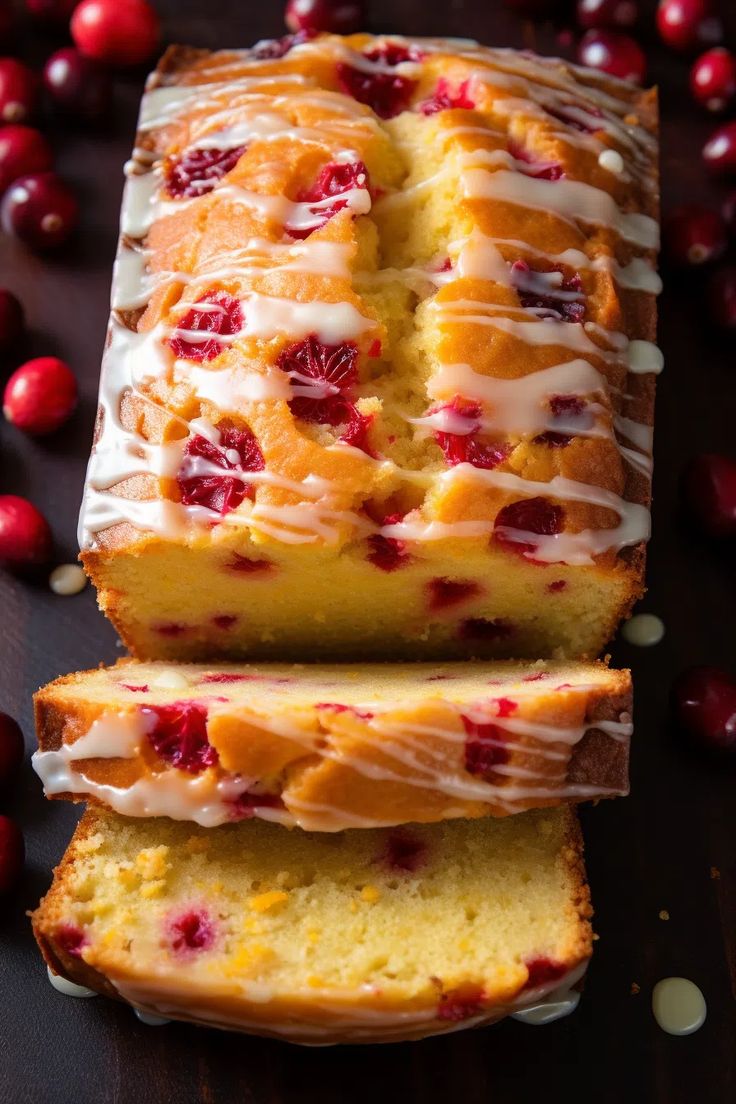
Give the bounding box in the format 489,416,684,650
79,33,660,662
33,805,592,1044
33,659,632,829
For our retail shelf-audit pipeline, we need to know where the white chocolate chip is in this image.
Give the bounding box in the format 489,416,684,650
652,978,707,1036
598,149,625,175
622,613,665,647
150,669,191,690
49,564,87,597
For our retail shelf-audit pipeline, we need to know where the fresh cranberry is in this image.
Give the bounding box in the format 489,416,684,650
657,0,722,51
427,578,481,612
0,713,23,786
459,618,515,642
461,715,510,776
420,78,475,115
230,790,286,820
681,453,736,537
26,0,80,21
1,172,78,250
71,0,160,67
248,30,316,60
690,47,736,113
43,48,112,122
287,159,370,239
664,204,727,266
166,145,246,199
433,398,509,470
165,907,216,957
524,957,567,988
703,121,736,175
576,29,646,82
55,923,87,957
576,0,639,30
3,357,77,435
0,815,23,894
337,60,417,119
511,261,585,322
672,666,736,755
437,987,484,1022
0,288,24,351
508,138,564,180
707,266,736,328
494,497,565,558
143,702,218,774
0,125,53,194
279,335,371,450
285,0,365,33
0,59,38,125
366,517,410,572
379,829,427,873
177,426,264,515
169,291,243,361
0,495,52,568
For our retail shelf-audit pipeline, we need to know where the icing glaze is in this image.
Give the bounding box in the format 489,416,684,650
652,978,707,1036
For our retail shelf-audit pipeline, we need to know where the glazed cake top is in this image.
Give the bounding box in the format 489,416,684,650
79,33,660,567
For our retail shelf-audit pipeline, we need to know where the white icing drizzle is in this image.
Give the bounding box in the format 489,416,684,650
652,978,707,1036
47,966,97,999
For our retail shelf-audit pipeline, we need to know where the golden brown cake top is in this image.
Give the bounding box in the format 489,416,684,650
80,33,660,568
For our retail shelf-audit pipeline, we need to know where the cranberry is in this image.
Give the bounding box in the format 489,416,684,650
437,987,484,1022
509,138,564,180
363,42,424,65
230,790,285,820
427,578,481,612
656,0,722,52
524,957,567,988
248,31,316,60
672,666,736,755
0,713,23,785
0,815,23,893
177,426,264,515
576,30,646,83
703,120,736,175
379,829,427,873
707,266,736,328
337,60,417,119
681,453,736,536
0,125,53,195
494,497,565,558
143,702,218,774
366,522,410,571
165,907,216,957
0,495,52,568
434,398,509,470
287,159,370,239
535,394,592,447
26,0,81,22
169,291,243,361
71,0,160,67
576,0,639,30
225,553,273,574
43,48,112,122
55,923,87,957
663,204,727,266
166,145,246,199
3,357,77,435
420,78,475,115
0,59,38,125
285,0,365,34
690,47,736,113
1,172,78,250
279,334,371,450
511,261,585,322
462,715,510,776
0,288,24,351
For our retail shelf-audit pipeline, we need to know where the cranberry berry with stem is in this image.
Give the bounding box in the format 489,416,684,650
576,0,639,31
0,59,38,125
576,30,646,83
671,666,736,755
681,453,736,537
1,172,79,250
703,121,736,176
0,713,23,786
0,815,24,894
690,48,736,113
656,0,723,53
663,204,727,267
0,495,52,569
43,48,112,122
3,357,78,435
285,0,366,34
0,126,53,195
71,0,160,67
0,289,25,352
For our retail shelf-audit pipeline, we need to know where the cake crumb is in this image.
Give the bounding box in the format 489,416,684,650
249,890,288,913
710,866,721,880
135,846,170,880
659,909,670,921
360,884,381,904
76,833,104,855
140,879,165,899
630,982,640,996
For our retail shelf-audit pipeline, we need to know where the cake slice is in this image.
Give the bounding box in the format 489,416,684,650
33,805,592,1044
33,658,632,830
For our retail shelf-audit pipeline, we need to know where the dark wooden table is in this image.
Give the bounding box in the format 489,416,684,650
1,2,735,1101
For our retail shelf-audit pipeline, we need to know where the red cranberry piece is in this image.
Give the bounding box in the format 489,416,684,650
169,291,243,361
120,683,149,692
0,713,23,786
166,145,246,200
427,578,482,612
26,1,81,23
511,260,585,322
280,333,360,432
535,394,591,447
656,0,722,52
363,43,425,65
0,288,24,351
3,356,78,435
379,829,427,873
71,0,160,67
212,614,238,630
508,138,564,180
55,923,87,958
494,697,518,718
690,47,736,113
143,702,219,774
287,159,370,239
672,666,736,755
248,30,316,60
664,204,727,266
165,907,216,957
43,48,112,122
0,59,38,125
0,495,52,569
0,815,24,894
336,61,417,119
433,399,509,470
367,515,410,572
576,0,639,30
707,266,736,329
524,956,567,988
420,78,475,115
547,578,567,592
494,497,564,557
225,553,273,574
459,618,514,642
178,425,264,515
0,125,52,194
285,0,365,34
230,790,286,820
1,172,78,250
703,121,736,175
461,714,510,777
576,29,646,83
437,987,484,1022
681,453,736,537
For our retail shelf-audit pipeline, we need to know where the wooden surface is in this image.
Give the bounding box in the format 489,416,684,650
1,2,735,1101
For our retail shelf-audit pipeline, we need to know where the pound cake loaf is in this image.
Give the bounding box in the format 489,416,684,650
33,659,632,829
79,33,660,662
33,805,592,1044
